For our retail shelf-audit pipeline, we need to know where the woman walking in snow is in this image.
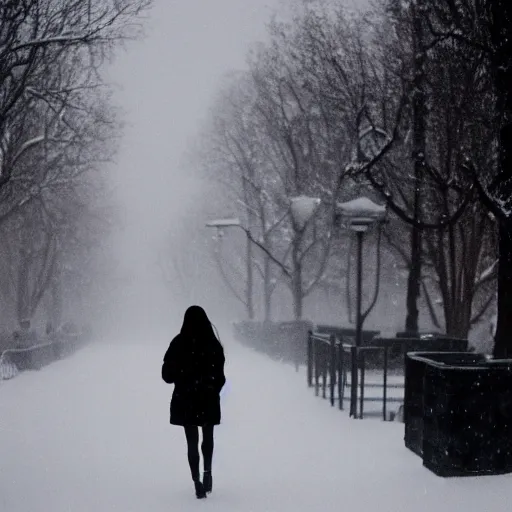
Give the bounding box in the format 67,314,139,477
162,305,226,499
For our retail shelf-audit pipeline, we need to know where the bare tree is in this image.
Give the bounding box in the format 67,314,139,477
0,0,150,329
0,0,150,191
404,0,510,355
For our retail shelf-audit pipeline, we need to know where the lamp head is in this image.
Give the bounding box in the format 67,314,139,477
347,219,373,232
205,217,241,228
336,197,386,230
290,195,321,230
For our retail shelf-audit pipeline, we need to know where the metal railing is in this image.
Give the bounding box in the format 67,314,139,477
0,331,89,381
307,332,343,408
307,331,404,420
307,332,471,421
341,344,404,420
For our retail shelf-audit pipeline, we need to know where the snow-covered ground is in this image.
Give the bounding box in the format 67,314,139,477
0,336,511,512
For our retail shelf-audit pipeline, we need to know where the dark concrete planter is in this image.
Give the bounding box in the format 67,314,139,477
404,352,512,477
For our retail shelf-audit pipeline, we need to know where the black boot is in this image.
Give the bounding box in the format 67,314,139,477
194,479,207,499
203,470,212,494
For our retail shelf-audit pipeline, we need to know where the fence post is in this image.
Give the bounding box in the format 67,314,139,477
383,346,389,421
330,334,336,407
315,338,320,397
322,343,327,399
307,330,313,387
359,351,365,420
337,343,344,410
350,346,358,418
294,324,300,372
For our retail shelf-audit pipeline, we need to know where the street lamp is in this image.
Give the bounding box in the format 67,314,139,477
205,217,243,237
289,195,321,321
290,195,321,231
206,217,254,320
337,197,386,418
288,195,321,367
206,197,320,323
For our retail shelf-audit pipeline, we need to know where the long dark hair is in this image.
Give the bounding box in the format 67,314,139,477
180,305,222,348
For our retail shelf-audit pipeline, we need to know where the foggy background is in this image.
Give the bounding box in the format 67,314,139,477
103,0,287,340
102,0,383,343
0,1,506,509
0,0,483,348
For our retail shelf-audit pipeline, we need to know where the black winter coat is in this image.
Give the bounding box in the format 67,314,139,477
162,334,226,426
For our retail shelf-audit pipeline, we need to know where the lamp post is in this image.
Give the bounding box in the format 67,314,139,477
206,217,254,320
289,196,321,320
337,197,386,418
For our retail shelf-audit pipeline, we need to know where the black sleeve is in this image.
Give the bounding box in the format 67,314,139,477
161,337,180,384
214,349,226,393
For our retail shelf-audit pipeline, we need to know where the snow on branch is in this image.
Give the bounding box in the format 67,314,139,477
475,259,498,288
12,135,46,166
11,33,106,51
7,1,148,53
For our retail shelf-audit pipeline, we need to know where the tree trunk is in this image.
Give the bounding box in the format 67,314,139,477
404,2,426,335
49,277,63,330
405,225,422,333
292,239,303,320
246,235,254,320
490,0,512,357
444,299,471,340
263,254,272,322
16,249,31,325
493,219,512,358
292,268,303,320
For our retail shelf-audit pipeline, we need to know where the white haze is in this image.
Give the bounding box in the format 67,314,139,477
103,0,289,340
1,3,505,510
102,0,370,341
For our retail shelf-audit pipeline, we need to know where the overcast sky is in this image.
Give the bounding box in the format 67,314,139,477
103,0,292,334
109,0,285,245
108,0,364,242
102,0,365,336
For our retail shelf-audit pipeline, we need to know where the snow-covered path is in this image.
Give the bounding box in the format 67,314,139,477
0,337,511,512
